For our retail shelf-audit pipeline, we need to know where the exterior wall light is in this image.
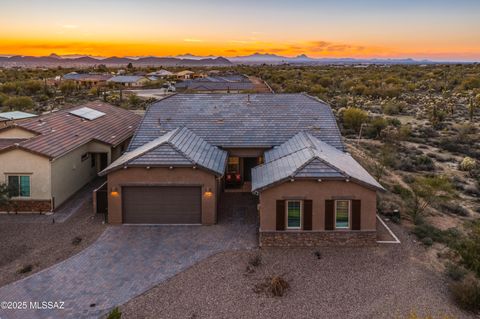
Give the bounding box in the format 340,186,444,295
110,187,120,197
204,187,213,198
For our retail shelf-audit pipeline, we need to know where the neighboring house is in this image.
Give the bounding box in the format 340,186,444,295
175,75,255,93
147,70,173,78
175,70,195,80
107,76,150,87
61,73,112,87
0,111,37,122
0,102,141,212
100,94,384,246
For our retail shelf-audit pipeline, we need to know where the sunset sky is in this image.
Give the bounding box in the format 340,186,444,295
1,0,480,61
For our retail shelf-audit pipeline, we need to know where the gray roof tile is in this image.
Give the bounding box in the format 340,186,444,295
129,93,344,150
252,131,384,192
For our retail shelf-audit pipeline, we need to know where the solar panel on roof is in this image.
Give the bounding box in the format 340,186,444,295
0,111,37,120
69,107,106,120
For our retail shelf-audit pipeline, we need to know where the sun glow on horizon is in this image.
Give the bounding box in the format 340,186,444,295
1,0,480,61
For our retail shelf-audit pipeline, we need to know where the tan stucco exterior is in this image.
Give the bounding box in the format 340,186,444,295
258,180,377,231
0,127,37,139
0,149,51,201
106,167,219,225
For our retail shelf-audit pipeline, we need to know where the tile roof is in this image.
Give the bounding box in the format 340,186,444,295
129,93,344,150
108,76,148,83
0,111,37,121
251,131,384,192
0,138,26,150
100,127,227,176
0,102,141,159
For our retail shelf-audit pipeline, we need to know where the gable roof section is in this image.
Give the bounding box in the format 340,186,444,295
0,102,141,159
252,131,384,192
100,127,227,176
129,93,344,151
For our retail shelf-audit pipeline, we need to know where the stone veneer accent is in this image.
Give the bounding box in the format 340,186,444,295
259,230,377,247
0,200,52,213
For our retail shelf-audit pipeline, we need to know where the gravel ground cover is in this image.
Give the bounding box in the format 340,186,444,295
119,222,474,319
0,199,105,287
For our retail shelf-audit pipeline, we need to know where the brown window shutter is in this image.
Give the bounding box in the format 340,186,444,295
276,200,285,231
325,200,334,230
352,200,361,230
303,200,312,230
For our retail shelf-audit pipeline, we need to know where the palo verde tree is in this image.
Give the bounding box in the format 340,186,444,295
408,175,456,224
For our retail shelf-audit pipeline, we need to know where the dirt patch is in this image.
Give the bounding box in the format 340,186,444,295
119,225,473,319
0,200,105,287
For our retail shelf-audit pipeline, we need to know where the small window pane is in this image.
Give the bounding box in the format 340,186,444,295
7,176,19,197
287,201,301,228
336,200,349,229
20,176,30,197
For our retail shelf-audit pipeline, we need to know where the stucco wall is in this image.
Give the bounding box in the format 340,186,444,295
107,167,218,225
0,127,37,139
259,180,377,231
0,149,51,201
51,141,109,208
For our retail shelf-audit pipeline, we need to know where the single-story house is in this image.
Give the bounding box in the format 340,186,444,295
100,93,384,246
175,70,195,80
107,76,150,87
175,75,255,93
61,73,112,87
0,102,141,212
147,70,173,78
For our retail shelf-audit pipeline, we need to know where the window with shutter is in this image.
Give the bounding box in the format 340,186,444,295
325,200,334,230
276,200,286,230
303,200,312,230
352,200,361,230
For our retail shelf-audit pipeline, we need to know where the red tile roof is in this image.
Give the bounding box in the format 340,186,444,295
0,138,26,150
0,102,141,159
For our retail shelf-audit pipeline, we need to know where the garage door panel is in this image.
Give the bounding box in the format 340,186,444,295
123,186,201,224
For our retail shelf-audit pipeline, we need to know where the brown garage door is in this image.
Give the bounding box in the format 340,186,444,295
122,186,201,224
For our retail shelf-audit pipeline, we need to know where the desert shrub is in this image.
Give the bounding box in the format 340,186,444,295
412,224,459,247
392,184,412,201
453,222,480,277
17,264,33,274
107,307,122,319
248,254,262,267
438,202,469,216
71,236,82,245
449,275,480,312
421,237,434,246
342,107,368,133
445,262,467,281
254,276,290,297
459,157,477,171
3,96,34,111
398,155,435,172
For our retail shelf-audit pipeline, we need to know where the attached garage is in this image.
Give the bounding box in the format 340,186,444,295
122,186,201,224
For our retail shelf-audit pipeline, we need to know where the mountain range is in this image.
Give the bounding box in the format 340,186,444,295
0,53,453,68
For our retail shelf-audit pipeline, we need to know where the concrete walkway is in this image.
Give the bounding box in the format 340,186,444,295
0,193,258,319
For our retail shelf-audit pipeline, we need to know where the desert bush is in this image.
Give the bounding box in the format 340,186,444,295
107,307,122,319
392,184,412,201
17,264,33,274
342,107,368,133
449,275,480,313
248,254,262,267
412,223,460,246
459,157,477,171
3,96,34,111
453,221,480,277
445,262,467,281
254,276,290,297
438,202,469,217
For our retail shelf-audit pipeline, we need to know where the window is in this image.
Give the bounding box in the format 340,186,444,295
227,157,240,173
7,175,31,197
286,200,302,229
335,200,350,229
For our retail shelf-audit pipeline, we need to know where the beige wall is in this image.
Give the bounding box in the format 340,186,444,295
0,127,37,139
107,167,218,225
259,180,377,231
51,141,110,208
0,149,51,201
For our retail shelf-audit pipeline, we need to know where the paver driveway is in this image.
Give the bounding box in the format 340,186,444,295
0,193,258,319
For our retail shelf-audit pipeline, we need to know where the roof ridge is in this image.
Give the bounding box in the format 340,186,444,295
124,128,180,165
166,127,198,166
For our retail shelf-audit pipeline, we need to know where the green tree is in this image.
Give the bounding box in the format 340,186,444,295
342,107,368,133
0,183,12,207
4,96,34,111
59,80,76,96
